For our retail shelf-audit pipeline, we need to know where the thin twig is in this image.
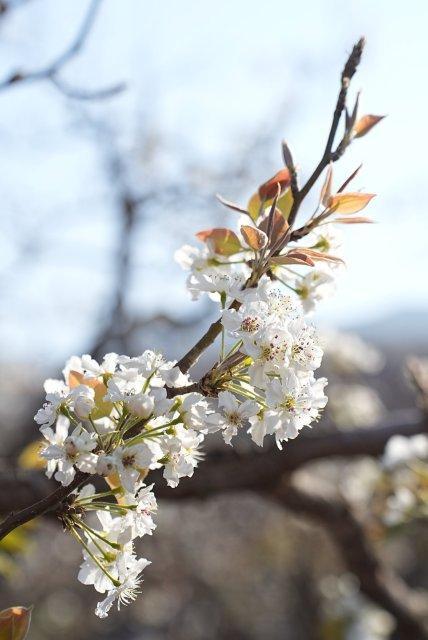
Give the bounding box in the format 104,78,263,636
285,38,365,232
0,0,125,100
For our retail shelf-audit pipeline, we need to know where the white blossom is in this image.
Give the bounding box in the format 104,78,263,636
207,391,259,445
113,444,158,492
40,416,98,485
160,425,204,487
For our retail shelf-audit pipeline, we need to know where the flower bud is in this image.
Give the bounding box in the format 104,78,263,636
96,453,115,476
126,393,154,419
72,385,95,420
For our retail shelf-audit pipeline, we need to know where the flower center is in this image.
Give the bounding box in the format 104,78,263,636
226,411,242,426
122,454,136,467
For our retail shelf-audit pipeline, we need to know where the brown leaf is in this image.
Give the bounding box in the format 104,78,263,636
0,606,32,640
258,168,291,200
196,228,242,256
353,114,385,138
298,247,345,265
333,216,374,224
240,225,267,251
271,251,315,267
258,209,289,245
216,194,250,216
328,192,375,214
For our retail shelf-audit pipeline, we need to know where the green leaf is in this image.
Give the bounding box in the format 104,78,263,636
195,228,242,256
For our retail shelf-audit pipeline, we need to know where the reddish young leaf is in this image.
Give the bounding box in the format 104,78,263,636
320,163,333,207
196,228,242,256
353,114,385,139
258,168,291,200
240,225,268,251
258,208,289,245
333,216,374,224
271,251,315,267
247,187,293,222
0,606,32,640
216,194,250,216
298,247,345,265
328,192,375,214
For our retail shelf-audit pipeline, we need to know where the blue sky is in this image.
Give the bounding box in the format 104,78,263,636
0,0,427,365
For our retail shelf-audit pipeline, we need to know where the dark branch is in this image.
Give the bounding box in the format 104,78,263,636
2,409,426,540
176,300,241,373
273,484,428,639
0,0,125,100
0,471,85,540
286,38,365,231
154,409,428,500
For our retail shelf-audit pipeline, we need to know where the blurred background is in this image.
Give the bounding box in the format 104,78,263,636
0,1,427,638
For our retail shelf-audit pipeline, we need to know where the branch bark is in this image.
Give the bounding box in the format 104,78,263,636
0,471,86,540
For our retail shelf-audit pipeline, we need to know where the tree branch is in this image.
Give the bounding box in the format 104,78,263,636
153,409,428,500
0,471,86,540
0,0,125,100
176,39,366,373
286,38,365,230
273,484,428,639
2,409,426,538
176,300,241,373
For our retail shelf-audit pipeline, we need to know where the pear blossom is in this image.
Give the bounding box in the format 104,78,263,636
34,379,70,427
187,267,247,302
25,60,383,622
248,411,278,447
265,371,327,446
207,391,259,445
305,223,343,256
40,416,98,485
120,483,157,539
244,327,292,388
71,384,96,420
94,556,151,618
289,320,323,372
63,352,119,380
176,393,209,431
294,266,336,313
382,434,428,469
160,425,204,487
113,443,158,492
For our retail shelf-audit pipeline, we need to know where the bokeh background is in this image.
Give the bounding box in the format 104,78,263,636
0,1,427,639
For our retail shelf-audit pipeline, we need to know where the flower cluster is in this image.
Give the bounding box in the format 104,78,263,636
34,153,377,618
35,351,206,616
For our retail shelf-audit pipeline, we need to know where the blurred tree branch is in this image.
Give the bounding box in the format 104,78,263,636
1,410,427,634
1,408,426,517
272,484,428,640
0,0,125,100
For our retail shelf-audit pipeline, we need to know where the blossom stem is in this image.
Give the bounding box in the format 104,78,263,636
68,525,121,587
89,416,104,449
73,518,121,551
